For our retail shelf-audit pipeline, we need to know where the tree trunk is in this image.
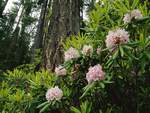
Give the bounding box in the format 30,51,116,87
13,5,24,33
0,0,9,17
43,0,80,71
70,0,80,35
35,0,49,49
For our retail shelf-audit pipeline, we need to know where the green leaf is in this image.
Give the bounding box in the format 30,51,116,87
145,52,150,60
103,80,113,84
124,0,130,9
119,46,124,57
80,82,95,99
118,75,123,79
106,59,113,68
134,16,150,23
123,45,132,50
39,103,51,113
70,107,81,113
112,49,119,59
86,102,92,113
106,107,113,113
132,0,139,9
37,101,49,108
100,83,105,89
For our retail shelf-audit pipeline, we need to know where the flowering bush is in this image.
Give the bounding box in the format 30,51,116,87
55,65,67,76
64,47,80,61
82,45,93,56
86,64,105,83
46,86,63,101
123,9,143,23
105,28,129,51
0,0,150,113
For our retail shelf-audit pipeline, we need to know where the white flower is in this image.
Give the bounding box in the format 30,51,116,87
131,9,143,19
82,45,93,56
86,64,105,83
55,65,67,76
105,28,129,51
64,47,80,61
123,13,132,24
123,9,143,23
46,86,63,101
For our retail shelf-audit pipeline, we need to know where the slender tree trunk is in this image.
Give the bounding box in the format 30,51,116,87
43,0,80,71
0,0,9,17
42,0,52,47
13,5,24,33
35,0,48,49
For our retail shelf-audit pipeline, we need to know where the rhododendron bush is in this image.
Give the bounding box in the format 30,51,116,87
0,0,150,113
38,0,150,112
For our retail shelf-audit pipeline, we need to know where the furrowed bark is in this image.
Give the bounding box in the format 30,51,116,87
43,0,80,71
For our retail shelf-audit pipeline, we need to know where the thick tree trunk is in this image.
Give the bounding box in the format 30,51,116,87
71,0,80,35
43,0,80,71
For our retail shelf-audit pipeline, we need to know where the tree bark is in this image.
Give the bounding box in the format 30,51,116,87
35,0,49,49
71,0,80,35
43,0,80,71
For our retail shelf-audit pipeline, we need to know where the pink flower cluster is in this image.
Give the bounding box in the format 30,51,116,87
64,47,80,61
82,45,93,56
123,9,143,23
46,86,63,101
105,28,129,51
55,65,67,76
86,64,105,83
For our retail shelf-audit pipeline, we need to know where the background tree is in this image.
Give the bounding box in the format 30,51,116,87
0,0,38,70
0,0,9,17
42,0,80,71
34,0,50,49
